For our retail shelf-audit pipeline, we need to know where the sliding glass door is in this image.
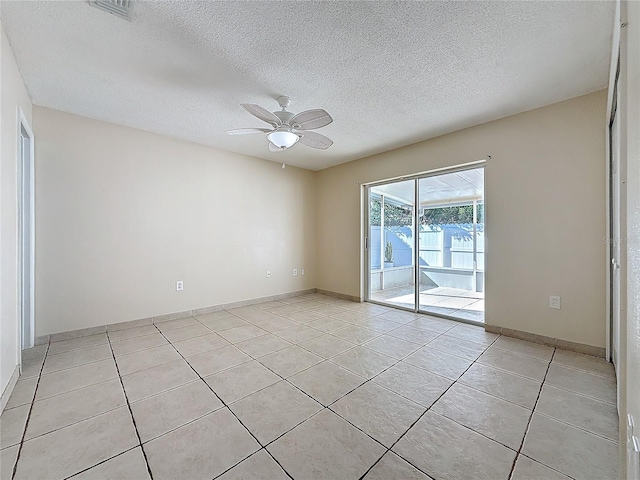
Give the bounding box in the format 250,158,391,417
366,166,485,324
368,180,416,310
417,169,484,322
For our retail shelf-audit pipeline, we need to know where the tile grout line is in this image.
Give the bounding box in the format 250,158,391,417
246,323,476,479
451,372,542,410
531,411,619,443
152,324,296,480
202,306,385,370
507,347,557,480
2,307,468,468
80,316,464,448
33,301,614,476
228,363,390,466
321,331,456,409
19,300,553,479
472,358,552,381
35,354,113,377
260,315,459,377
515,452,578,480
506,349,612,479
24,301,573,479
63,446,141,480
11,341,50,480
546,361,616,380
43,338,109,357
201,311,389,477
484,344,555,362
253,317,455,411
12,401,133,445
154,309,416,475
219,301,445,352
196,313,491,472
105,331,155,480
211,448,285,480
21,365,118,404
224,300,390,336
356,332,501,480
540,379,618,401
7,349,150,445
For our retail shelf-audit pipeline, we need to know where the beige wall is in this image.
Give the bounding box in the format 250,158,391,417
1,24,33,401
33,107,316,336
316,90,607,348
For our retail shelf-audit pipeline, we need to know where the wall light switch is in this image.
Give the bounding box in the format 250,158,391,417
176,281,183,291
266,270,271,278
549,296,561,309
293,269,298,276
301,268,305,276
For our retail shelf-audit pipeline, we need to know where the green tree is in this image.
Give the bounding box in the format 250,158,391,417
421,204,484,240
371,199,484,240
370,198,413,227
420,204,484,227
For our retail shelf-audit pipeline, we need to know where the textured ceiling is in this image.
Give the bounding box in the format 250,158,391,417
1,1,614,170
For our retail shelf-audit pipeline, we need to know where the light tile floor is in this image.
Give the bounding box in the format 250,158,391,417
0,293,619,479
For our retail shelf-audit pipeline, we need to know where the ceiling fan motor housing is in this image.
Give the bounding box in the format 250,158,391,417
274,110,295,125
276,95,291,109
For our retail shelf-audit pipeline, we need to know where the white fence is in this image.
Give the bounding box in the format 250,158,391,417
419,227,484,271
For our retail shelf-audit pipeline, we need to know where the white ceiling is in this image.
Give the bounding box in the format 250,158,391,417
1,1,614,171
372,167,484,206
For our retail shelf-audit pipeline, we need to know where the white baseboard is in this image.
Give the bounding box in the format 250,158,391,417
44,288,323,343
1,364,20,414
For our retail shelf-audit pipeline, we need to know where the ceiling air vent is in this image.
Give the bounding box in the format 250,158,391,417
89,0,134,21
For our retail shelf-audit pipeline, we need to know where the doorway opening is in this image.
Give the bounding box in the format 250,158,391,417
18,110,35,351
366,165,485,324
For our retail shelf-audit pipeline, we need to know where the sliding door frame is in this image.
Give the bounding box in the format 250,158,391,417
363,161,486,326
18,108,36,356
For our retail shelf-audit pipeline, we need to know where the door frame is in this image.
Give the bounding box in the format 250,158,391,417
605,0,622,364
363,161,486,326
609,72,620,370
17,108,36,354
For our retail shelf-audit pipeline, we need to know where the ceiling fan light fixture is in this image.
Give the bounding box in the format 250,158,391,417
228,98,333,151
268,128,299,149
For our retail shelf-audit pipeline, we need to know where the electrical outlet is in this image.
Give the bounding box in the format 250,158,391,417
293,269,298,276
630,415,640,480
176,281,183,291
301,268,305,276
266,270,271,278
549,295,561,309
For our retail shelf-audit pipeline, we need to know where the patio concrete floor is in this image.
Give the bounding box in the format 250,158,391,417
370,286,484,323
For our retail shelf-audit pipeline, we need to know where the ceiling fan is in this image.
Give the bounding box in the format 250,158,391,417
226,96,333,151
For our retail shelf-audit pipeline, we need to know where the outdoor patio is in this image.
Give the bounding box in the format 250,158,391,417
370,285,484,323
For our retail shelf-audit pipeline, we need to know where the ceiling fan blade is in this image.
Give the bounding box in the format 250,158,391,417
289,109,333,130
225,128,272,135
296,130,333,150
241,104,282,127
268,141,284,152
